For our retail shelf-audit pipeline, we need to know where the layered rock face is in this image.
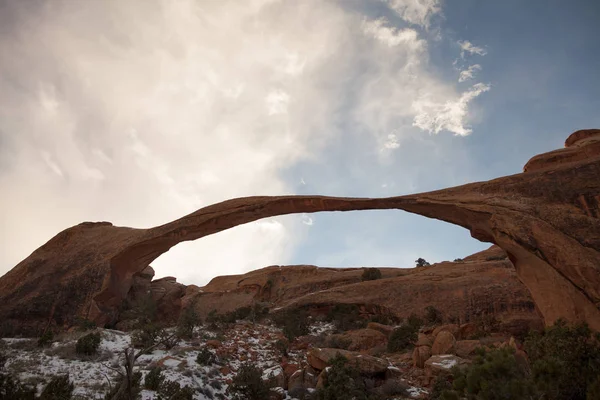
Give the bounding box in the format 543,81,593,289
0,129,598,334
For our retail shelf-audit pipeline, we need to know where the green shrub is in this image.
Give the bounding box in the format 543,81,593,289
38,330,54,347
317,353,368,400
74,317,97,331
326,304,367,332
177,306,201,339
387,324,418,352
406,313,423,330
229,363,271,400
273,308,309,341
327,335,352,350
442,347,537,400
274,339,289,357
157,380,195,400
361,268,382,281
75,332,101,356
425,306,443,325
40,375,74,400
131,323,162,349
525,319,600,400
122,293,157,326
415,258,430,267
0,373,36,400
196,348,217,366
103,372,142,400
144,367,164,391
368,314,399,326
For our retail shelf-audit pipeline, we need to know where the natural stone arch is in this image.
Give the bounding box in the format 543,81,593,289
0,129,599,334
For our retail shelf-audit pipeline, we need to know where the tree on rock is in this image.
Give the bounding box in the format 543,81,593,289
415,258,430,267
361,268,382,281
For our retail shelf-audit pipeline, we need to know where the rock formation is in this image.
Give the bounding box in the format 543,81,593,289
0,129,598,335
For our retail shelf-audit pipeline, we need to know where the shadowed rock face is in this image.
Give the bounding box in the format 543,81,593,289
0,129,599,335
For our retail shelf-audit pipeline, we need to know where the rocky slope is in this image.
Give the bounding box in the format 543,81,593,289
0,129,599,335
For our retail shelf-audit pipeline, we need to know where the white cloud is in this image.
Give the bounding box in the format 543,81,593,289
0,0,490,284
412,83,491,136
458,40,487,57
266,90,291,115
383,133,401,149
458,64,482,82
362,18,424,49
386,0,441,27
301,214,314,226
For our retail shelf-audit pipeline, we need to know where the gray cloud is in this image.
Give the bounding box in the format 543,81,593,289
0,0,489,284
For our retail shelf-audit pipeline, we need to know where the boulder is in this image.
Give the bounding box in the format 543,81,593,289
263,365,285,388
431,331,456,355
307,348,389,375
412,346,432,368
424,355,468,376
366,322,395,337
455,340,481,358
288,366,318,392
338,329,387,351
459,323,478,339
416,333,433,347
432,324,459,338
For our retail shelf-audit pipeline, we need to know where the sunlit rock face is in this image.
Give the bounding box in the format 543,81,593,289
0,129,599,335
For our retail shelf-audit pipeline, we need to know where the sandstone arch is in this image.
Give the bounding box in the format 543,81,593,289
0,129,599,334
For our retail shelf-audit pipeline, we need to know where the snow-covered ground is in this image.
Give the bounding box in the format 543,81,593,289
1,322,297,400
1,320,426,399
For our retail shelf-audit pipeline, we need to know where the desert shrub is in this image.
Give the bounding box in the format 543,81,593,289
471,313,500,337
144,367,164,391
406,313,423,330
177,306,201,339
37,330,54,348
316,353,368,400
378,379,409,397
131,323,162,349
196,386,214,399
157,330,179,350
0,372,36,400
156,380,194,400
587,377,600,400
207,306,254,326
388,324,418,352
415,258,430,267
361,268,382,282
430,374,453,400
442,347,537,400
75,332,101,356
74,317,97,331
196,348,217,366
209,380,223,390
248,302,269,323
274,339,289,357
326,335,352,350
229,363,271,400
273,308,309,341
425,306,443,325
368,314,399,326
104,372,142,400
122,293,157,326
326,304,367,332
39,375,74,400
453,258,464,262
525,319,600,400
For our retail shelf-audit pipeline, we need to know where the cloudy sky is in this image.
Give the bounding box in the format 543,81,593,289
1,0,599,285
